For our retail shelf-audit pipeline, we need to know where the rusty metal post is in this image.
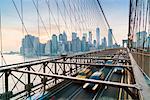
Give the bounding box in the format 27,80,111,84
5,70,9,93
43,62,47,92
27,66,31,97
55,63,57,84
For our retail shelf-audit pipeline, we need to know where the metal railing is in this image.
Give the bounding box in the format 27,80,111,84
131,48,150,78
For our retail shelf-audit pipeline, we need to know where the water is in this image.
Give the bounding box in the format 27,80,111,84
0,54,49,66
0,54,50,97
0,54,73,99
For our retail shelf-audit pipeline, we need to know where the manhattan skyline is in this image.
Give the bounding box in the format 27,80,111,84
0,0,129,51
20,27,118,57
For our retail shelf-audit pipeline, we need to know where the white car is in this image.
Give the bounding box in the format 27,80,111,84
114,67,124,74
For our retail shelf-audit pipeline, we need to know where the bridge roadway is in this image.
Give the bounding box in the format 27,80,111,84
39,50,134,100
48,67,112,100
43,66,129,100
0,48,142,100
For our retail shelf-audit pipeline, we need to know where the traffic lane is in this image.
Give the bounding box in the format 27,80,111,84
50,82,82,100
71,68,112,100
99,73,122,99
72,89,95,100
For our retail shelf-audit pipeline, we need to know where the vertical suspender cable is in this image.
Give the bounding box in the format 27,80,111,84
21,0,25,61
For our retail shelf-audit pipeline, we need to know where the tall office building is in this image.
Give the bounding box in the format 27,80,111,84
83,33,87,41
72,32,77,40
102,37,107,49
58,41,65,54
147,36,150,48
72,32,77,52
88,31,92,46
93,40,97,49
62,31,68,51
20,35,41,56
96,27,100,48
59,34,63,42
76,37,81,52
67,41,72,52
136,31,147,48
33,37,40,55
108,29,113,48
81,36,86,52
51,34,58,55
45,40,52,56
62,31,67,43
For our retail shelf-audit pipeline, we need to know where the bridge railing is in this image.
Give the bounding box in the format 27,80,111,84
131,48,150,79
0,48,126,99
0,50,100,99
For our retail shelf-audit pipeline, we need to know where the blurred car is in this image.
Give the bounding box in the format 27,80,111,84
106,60,112,64
114,67,124,74
83,71,104,91
76,67,92,79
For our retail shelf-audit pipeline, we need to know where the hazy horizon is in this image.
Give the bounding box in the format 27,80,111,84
0,0,129,51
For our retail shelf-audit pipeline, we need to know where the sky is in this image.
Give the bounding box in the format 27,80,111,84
0,0,129,51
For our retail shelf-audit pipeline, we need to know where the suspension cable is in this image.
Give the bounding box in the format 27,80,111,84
96,0,118,45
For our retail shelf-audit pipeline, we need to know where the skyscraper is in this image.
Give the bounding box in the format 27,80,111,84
88,31,92,46
76,37,81,52
20,35,41,56
108,29,113,48
96,27,100,48
59,34,63,42
72,32,77,40
72,32,77,52
58,41,65,54
81,36,86,52
102,37,107,49
93,40,97,49
62,31,68,51
51,34,58,55
147,35,150,51
83,33,87,41
63,31,67,41
136,31,147,48
45,40,52,56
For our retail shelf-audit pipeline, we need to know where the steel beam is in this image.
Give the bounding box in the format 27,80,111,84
73,57,130,61
50,61,132,69
11,69,138,90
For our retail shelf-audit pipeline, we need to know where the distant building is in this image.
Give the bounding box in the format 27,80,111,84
67,41,72,52
96,27,100,49
58,41,65,54
39,43,45,55
101,37,107,49
136,31,147,48
83,33,87,41
76,37,81,52
108,29,113,48
93,40,97,49
147,36,150,48
62,31,68,51
88,31,92,46
20,35,41,57
72,32,77,52
59,34,63,42
86,42,90,51
81,36,86,52
147,36,150,51
62,31,67,43
45,40,52,56
51,34,58,56
72,32,77,40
